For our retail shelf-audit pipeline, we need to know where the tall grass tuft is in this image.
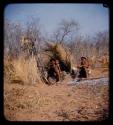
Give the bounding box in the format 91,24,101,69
44,42,75,72
4,54,42,85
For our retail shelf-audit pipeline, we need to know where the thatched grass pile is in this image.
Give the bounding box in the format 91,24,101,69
43,42,75,72
4,54,42,85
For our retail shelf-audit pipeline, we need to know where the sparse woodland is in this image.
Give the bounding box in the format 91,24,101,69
4,18,109,121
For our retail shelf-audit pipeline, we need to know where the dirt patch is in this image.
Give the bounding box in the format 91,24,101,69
4,77,109,121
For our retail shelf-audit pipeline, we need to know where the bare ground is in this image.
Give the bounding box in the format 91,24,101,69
4,68,109,121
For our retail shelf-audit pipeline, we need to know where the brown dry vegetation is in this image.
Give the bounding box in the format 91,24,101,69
4,41,109,121
4,19,109,121
4,55,42,85
4,83,109,121
4,65,109,121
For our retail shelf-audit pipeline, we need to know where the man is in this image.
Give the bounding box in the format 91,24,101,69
77,57,89,81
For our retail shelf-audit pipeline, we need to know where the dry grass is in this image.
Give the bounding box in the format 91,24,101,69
4,54,109,121
44,42,74,70
45,42,67,60
4,48,109,121
4,80,109,121
4,54,42,85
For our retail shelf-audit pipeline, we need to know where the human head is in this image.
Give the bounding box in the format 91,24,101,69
81,57,86,61
55,59,60,66
50,58,56,64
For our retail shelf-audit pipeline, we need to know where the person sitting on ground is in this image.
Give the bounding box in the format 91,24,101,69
77,57,89,81
47,58,60,83
55,59,62,81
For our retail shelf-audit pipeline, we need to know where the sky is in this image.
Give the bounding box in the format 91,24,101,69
4,3,109,37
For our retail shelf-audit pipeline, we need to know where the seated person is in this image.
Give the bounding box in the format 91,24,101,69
77,57,89,81
55,59,62,80
47,58,60,82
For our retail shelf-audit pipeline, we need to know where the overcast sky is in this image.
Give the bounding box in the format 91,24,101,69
4,3,109,37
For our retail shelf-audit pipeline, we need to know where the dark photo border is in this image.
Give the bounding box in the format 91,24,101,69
0,0,112,124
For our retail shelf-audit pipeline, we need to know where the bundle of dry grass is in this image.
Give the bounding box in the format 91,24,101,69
44,42,75,72
45,42,67,60
4,54,42,85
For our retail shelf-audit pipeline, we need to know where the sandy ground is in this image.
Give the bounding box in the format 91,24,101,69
4,68,109,121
